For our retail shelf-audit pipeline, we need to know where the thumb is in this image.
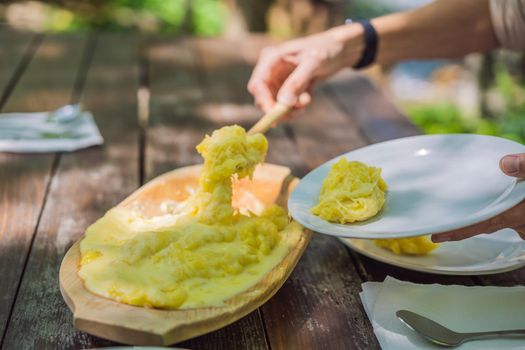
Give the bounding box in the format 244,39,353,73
277,58,318,107
500,153,525,178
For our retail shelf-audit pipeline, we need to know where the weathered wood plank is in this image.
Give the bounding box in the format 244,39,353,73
1,33,140,350
0,28,41,336
0,28,37,104
256,86,378,350
263,234,379,350
477,267,525,286
146,37,269,350
327,70,421,143
351,254,477,285
145,38,208,179
0,34,85,345
288,86,366,170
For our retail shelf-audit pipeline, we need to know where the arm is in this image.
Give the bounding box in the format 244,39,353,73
248,0,525,241
248,0,498,111
371,0,498,64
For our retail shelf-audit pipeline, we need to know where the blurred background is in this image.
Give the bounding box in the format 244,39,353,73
0,0,523,143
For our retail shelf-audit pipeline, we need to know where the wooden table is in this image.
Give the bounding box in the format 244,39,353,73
0,29,523,350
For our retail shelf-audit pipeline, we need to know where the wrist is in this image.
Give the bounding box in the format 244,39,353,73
328,24,366,68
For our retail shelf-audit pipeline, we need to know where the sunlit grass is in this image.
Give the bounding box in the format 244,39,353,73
2,0,226,35
403,63,525,144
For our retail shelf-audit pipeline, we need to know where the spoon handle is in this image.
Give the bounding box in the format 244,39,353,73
464,329,525,341
248,103,291,135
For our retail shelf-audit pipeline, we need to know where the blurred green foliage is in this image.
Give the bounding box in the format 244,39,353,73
11,0,226,35
346,0,395,19
191,0,225,36
407,103,471,134
405,66,525,144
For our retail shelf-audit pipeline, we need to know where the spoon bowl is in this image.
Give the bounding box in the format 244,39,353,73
396,310,466,346
397,309,525,347
48,103,82,123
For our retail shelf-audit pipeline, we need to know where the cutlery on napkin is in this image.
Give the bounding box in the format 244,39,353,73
360,276,525,349
0,104,103,153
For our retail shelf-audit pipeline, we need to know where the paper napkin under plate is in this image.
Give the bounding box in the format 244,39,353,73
361,276,525,349
0,111,103,153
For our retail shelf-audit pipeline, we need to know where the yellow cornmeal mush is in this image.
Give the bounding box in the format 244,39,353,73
311,158,387,223
311,157,438,256
374,236,438,255
78,125,301,309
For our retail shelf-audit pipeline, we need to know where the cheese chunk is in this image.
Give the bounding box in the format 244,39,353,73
192,125,267,224
374,236,439,255
310,157,438,256
311,158,387,223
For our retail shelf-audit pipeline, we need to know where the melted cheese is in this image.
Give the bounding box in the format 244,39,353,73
311,158,387,223
374,236,438,255
79,125,300,309
192,125,267,224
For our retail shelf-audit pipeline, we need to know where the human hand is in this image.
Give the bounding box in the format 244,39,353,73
432,153,525,242
247,25,364,114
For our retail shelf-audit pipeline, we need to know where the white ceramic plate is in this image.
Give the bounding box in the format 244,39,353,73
340,229,525,275
288,134,525,239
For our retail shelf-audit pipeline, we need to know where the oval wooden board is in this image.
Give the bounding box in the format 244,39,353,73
59,163,311,346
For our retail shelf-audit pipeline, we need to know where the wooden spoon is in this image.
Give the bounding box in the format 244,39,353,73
248,103,291,135
59,163,311,346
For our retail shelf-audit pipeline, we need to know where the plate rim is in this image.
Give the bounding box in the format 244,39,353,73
338,232,525,275
289,134,525,239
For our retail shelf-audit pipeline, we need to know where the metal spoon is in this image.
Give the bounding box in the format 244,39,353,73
397,310,525,347
0,104,82,126
0,104,84,139
47,103,82,123
275,173,297,208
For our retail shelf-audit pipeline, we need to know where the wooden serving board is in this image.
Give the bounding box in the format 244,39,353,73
59,163,311,346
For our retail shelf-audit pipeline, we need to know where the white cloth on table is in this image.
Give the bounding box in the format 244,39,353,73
360,276,525,350
0,111,103,153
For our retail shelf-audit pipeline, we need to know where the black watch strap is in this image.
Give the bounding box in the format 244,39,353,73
352,20,379,69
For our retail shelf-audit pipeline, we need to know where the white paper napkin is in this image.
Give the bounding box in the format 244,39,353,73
360,276,525,350
0,111,103,153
